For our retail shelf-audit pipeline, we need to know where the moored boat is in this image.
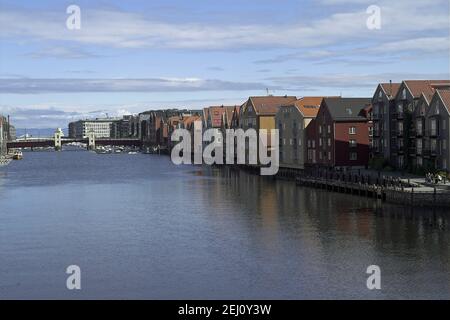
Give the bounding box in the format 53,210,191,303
12,150,23,160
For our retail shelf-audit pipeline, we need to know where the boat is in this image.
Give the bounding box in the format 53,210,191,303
8,149,23,160
12,150,23,160
128,151,138,155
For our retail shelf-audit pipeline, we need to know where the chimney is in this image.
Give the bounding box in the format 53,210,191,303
389,80,392,96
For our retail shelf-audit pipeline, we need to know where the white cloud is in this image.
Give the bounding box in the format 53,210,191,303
0,1,448,50
267,72,450,90
0,78,275,94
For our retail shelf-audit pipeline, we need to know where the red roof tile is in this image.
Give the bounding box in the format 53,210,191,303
248,96,297,115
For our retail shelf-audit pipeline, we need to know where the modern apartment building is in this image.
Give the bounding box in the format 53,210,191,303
275,97,324,170
68,119,118,138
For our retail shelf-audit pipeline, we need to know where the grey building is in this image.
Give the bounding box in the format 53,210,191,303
424,90,450,171
275,97,323,170
375,80,450,169
371,82,401,162
0,115,8,156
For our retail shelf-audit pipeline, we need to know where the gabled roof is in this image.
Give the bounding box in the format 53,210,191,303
379,82,401,98
322,97,372,121
292,97,329,117
223,106,237,128
208,106,227,128
202,108,209,125
247,96,297,115
183,115,201,129
436,89,450,113
402,80,450,102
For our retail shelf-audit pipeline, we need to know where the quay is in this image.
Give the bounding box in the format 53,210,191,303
295,175,450,208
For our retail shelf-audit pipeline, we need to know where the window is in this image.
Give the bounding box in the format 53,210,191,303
349,127,356,135
349,139,357,148
350,152,357,161
327,125,331,134
398,121,404,134
319,125,322,134
417,157,423,167
431,119,437,136
416,120,423,135
398,155,404,168
327,138,331,147
443,119,447,131
319,138,322,147
328,152,331,160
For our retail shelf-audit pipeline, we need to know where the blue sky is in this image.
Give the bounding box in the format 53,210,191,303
0,0,449,128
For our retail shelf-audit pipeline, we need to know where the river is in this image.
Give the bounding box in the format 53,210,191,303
0,150,449,299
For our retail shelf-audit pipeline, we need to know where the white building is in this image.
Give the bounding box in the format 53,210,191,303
69,119,119,139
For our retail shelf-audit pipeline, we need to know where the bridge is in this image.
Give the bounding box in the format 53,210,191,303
7,138,142,150
7,128,141,151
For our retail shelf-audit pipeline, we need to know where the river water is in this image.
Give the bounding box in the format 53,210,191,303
0,150,449,299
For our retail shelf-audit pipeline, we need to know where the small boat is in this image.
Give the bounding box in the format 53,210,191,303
128,151,138,155
11,150,23,160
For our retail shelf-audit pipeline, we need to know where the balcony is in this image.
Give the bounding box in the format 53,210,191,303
428,129,439,138
431,147,440,157
392,112,404,120
424,147,440,157
415,128,424,137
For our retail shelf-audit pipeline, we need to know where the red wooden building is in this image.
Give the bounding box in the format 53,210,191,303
307,97,372,168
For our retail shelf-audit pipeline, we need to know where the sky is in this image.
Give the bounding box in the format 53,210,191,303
0,0,449,129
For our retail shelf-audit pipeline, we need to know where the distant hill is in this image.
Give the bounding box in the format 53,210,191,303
15,128,68,138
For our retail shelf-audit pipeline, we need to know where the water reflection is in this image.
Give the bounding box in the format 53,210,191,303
0,152,449,299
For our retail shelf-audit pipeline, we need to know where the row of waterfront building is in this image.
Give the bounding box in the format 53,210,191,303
67,79,450,173
0,115,15,157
